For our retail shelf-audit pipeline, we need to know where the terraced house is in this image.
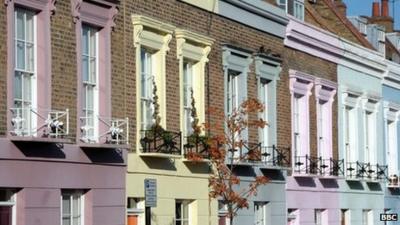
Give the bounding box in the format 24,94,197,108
123,1,290,225
0,0,128,225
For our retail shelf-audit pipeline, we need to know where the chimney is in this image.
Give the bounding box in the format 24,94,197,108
381,0,389,17
372,2,380,17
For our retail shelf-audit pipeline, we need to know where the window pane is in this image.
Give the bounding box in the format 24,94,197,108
89,29,96,57
26,12,34,42
16,41,25,70
62,218,71,225
26,43,34,72
89,58,96,83
23,74,31,102
82,56,89,82
62,196,71,215
15,9,25,40
82,27,89,55
14,73,22,100
175,202,181,219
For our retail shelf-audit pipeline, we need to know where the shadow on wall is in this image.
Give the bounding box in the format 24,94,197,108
82,148,125,164
319,178,339,188
260,169,285,181
389,188,400,195
141,157,177,171
294,177,316,187
184,162,211,174
366,182,383,191
232,166,256,177
14,142,66,159
346,180,364,190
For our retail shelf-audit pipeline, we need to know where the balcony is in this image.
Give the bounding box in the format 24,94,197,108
227,143,263,166
183,135,210,162
9,107,71,143
346,162,388,182
80,116,129,149
139,129,182,158
388,175,400,188
260,145,291,169
293,155,344,178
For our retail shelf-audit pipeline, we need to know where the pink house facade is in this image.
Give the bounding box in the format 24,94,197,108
284,16,387,225
0,0,128,225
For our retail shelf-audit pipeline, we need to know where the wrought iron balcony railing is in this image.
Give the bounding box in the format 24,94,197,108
260,145,291,168
183,135,210,159
294,155,344,177
346,162,388,181
80,116,129,146
294,155,321,175
140,129,181,155
10,107,69,140
320,158,345,177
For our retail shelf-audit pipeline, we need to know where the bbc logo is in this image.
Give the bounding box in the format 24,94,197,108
380,213,398,221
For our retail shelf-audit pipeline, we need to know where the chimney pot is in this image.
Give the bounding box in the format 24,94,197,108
372,2,380,17
382,0,389,17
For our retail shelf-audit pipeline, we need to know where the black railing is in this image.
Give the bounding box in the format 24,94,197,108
320,158,345,177
183,135,210,159
346,162,388,181
140,130,181,155
294,155,344,176
260,145,291,168
294,155,321,175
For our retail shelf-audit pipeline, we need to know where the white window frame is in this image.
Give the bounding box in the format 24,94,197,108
13,7,37,135
315,81,336,161
183,60,194,137
133,15,175,147
254,202,268,225
384,102,400,177
175,200,190,225
127,198,145,225
362,209,373,225
362,98,378,164
341,209,350,225
293,0,304,21
342,91,361,164
289,70,313,164
176,29,212,139
61,192,84,225
314,209,328,225
140,47,155,131
0,190,17,225
81,24,99,142
260,79,269,147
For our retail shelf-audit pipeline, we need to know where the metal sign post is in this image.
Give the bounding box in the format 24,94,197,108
144,179,157,225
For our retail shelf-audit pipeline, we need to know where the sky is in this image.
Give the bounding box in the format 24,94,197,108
343,0,400,30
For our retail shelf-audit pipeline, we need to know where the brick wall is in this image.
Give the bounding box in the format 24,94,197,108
121,0,285,150
279,47,338,160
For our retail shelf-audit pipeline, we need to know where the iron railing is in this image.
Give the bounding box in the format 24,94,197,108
140,129,181,155
80,116,129,145
183,135,210,159
294,155,320,175
320,158,345,177
260,145,291,168
346,162,388,181
294,155,344,177
10,107,69,138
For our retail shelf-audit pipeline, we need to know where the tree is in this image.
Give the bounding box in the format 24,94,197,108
194,98,270,225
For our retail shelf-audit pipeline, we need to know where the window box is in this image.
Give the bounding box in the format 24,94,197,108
139,129,182,158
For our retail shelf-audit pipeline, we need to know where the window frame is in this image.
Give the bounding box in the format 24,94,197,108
176,29,213,139
72,0,118,143
132,15,175,147
81,24,99,142
175,200,190,225
61,191,84,225
6,0,54,136
255,55,281,149
140,47,155,131
0,190,17,225
289,70,314,163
